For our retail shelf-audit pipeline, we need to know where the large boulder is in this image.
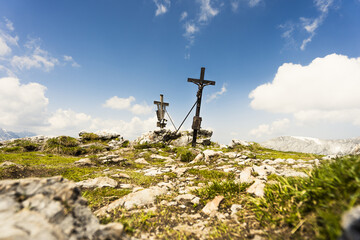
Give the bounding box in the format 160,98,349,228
0,176,128,240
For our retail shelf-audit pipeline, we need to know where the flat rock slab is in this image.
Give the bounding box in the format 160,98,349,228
95,186,167,215
76,177,118,189
247,179,266,197
237,167,255,184
202,196,224,216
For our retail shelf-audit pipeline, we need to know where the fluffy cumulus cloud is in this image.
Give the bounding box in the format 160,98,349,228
103,96,153,115
0,77,48,129
206,84,227,103
249,54,360,126
250,118,290,138
153,0,171,16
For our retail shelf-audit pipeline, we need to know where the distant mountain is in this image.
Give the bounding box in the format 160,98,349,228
261,136,360,156
0,128,36,141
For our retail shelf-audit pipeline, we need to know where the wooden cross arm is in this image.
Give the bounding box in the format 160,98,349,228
187,78,216,86
154,101,169,106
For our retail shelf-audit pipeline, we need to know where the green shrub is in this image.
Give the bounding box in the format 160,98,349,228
44,136,84,156
134,142,166,149
175,147,196,162
80,133,101,142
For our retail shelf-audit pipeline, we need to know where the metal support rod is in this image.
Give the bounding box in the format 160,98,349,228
175,100,197,134
165,110,177,131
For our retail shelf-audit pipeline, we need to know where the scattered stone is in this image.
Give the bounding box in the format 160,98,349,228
74,158,95,167
230,204,242,216
0,161,20,167
95,186,167,214
236,167,255,184
111,173,130,179
229,139,251,148
134,158,149,165
76,177,118,189
340,205,360,240
202,196,224,216
278,170,308,178
247,179,265,197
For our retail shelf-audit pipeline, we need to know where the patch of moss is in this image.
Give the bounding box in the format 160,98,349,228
82,187,131,211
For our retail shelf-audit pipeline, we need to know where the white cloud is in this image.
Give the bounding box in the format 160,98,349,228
103,96,153,115
11,54,59,72
231,1,239,12
43,108,157,139
206,84,227,103
4,18,14,31
185,22,199,35
280,0,335,50
130,103,153,115
198,0,219,23
153,0,171,16
47,109,92,131
103,96,135,110
11,39,59,72
249,54,360,125
250,118,290,138
248,0,262,7
180,11,188,21
0,37,11,56
63,55,80,67
0,77,48,129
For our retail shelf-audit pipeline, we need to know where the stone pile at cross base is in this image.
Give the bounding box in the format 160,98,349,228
133,129,213,147
0,176,129,240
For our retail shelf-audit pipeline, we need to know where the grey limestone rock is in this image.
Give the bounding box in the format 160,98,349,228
0,176,127,240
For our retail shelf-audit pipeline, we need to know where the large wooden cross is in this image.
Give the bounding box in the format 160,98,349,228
154,94,169,128
188,67,215,147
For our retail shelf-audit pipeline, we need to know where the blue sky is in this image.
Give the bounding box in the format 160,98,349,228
0,0,359,143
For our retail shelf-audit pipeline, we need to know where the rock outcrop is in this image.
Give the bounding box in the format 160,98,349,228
133,129,213,147
0,176,128,240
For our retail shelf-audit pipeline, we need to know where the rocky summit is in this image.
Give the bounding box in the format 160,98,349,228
0,130,359,239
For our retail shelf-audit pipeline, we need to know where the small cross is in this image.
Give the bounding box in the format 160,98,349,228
154,94,169,128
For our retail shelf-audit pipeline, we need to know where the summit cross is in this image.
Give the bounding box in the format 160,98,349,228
188,67,215,147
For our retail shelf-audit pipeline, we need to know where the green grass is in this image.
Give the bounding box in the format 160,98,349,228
82,187,131,211
0,152,79,166
194,180,250,207
187,169,235,182
174,147,196,162
251,156,360,239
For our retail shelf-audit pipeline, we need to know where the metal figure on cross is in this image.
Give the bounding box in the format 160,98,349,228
188,67,215,147
154,94,169,128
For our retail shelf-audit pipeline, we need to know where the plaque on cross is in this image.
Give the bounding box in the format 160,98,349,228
154,94,169,128
188,67,215,147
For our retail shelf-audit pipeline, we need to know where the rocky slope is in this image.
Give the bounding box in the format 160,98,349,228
262,136,360,155
0,130,359,239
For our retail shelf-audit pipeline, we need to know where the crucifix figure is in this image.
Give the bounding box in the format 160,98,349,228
154,94,169,128
188,67,215,147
